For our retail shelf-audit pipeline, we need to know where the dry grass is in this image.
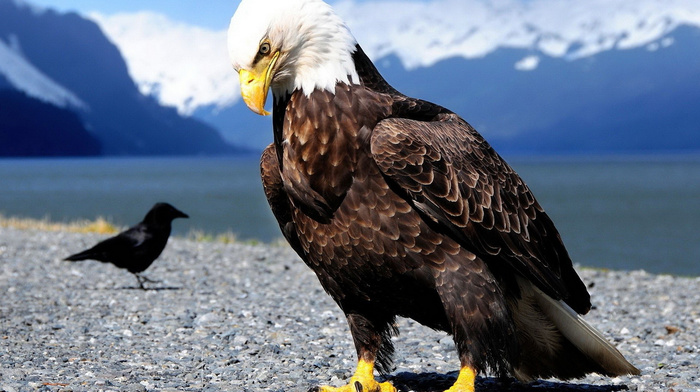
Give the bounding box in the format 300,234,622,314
0,215,271,245
0,214,121,235
186,229,240,244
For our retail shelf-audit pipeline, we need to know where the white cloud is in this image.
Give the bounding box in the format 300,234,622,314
90,11,239,115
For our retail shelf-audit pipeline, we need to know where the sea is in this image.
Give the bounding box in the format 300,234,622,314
1,155,698,276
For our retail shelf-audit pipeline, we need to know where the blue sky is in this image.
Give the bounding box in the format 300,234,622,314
28,0,396,30
30,0,246,29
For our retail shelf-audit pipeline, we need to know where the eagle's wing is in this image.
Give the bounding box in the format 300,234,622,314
370,115,591,314
260,143,306,257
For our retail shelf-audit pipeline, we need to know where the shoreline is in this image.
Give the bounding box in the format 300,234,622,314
0,215,272,246
1,226,698,391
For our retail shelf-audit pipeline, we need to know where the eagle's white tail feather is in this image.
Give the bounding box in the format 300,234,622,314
532,286,640,376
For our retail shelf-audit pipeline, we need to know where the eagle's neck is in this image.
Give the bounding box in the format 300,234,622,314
272,44,396,108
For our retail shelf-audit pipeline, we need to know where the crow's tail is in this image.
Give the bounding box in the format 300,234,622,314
64,250,94,262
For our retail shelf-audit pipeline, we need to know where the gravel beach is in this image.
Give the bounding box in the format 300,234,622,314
1,226,698,392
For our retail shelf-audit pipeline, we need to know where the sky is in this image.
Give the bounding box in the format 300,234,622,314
29,0,245,29
27,0,398,30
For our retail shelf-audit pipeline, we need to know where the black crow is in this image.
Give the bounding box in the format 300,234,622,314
64,202,188,289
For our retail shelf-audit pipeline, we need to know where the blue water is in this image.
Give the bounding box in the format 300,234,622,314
0,157,278,242
0,156,698,276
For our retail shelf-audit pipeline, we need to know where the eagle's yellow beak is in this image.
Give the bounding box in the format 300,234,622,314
238,51,279,116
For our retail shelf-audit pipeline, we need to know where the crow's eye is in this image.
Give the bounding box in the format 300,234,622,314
259,42,271,56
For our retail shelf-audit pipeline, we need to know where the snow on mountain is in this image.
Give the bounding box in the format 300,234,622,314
90,11,238,116
338,0,700,67
91,0,700,115
0,34,87,109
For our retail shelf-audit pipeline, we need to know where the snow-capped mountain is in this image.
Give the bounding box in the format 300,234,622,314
0,0,242,156
0,34,86,109
90,0,700,154
3,0,698,155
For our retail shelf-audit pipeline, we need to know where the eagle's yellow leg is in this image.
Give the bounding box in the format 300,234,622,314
315,359,396,392
443,366,476,392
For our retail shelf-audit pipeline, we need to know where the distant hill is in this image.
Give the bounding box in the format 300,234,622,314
0,89,101,157
0,0,245,156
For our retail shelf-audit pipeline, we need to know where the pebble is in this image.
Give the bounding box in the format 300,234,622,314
0,227,698,391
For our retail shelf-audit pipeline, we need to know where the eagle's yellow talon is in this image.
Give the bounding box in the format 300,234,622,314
313,359,397,392
313,380,396,392
443,366,476,392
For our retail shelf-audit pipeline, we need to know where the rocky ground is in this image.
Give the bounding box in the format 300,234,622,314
0,227,698,392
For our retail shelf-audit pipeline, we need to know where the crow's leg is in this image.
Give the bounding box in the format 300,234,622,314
134,273,161,289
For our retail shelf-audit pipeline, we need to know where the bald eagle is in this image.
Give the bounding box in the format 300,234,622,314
228,1,639,391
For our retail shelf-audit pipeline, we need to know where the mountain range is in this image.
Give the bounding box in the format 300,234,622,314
95,0,700,155
0,0,243,157
2,0,700,156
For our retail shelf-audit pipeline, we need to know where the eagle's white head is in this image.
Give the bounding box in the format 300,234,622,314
228,0,359,115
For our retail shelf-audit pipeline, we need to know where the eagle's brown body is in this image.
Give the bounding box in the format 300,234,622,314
260,46,635,380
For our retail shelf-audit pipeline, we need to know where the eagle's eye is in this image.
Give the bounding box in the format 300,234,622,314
259,42,271,56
